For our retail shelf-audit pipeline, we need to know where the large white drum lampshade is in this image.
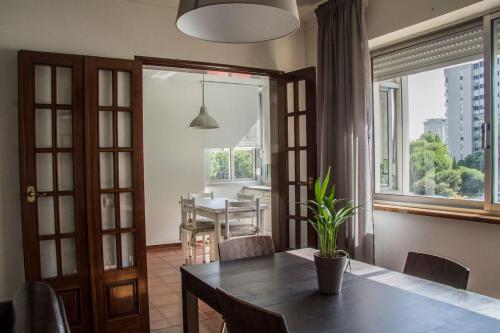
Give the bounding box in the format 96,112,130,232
176,0,300,43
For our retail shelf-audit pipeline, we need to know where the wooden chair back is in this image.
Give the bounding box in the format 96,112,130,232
219,235,275,262
216,288,288,333
224,199,260,238
403,251,470,290
188,191,214,199
180,196,198,229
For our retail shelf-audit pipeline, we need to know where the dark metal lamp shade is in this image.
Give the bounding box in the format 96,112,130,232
176,0,300,43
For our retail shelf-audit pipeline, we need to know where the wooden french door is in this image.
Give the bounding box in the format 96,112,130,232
85,57,149,333
19,51,149,332
18,51,92,332
279,67,317,249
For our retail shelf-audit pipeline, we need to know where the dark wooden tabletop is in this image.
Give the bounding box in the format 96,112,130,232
180,249,500,333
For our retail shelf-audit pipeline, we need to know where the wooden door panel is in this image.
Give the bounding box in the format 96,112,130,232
85,57,149,333
18,50,91,333
279,67,317,250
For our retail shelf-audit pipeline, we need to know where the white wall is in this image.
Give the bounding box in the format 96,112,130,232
0,0,306,301
143,70,268,245
375,211,500,298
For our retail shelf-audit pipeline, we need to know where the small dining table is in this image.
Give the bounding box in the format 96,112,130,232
180,248,500,333
191,198,269,260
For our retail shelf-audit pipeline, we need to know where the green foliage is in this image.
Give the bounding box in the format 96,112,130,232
208,150,229,180
234,150,253,178
457,152,485,172
409,132,484,199
459,166,484,197
409,132,452,193
304,167,359,257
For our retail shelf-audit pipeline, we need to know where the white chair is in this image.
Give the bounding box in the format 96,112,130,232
222,198,261,239
179,196,216,265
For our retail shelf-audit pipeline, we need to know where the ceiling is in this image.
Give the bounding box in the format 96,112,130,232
121,0,321,23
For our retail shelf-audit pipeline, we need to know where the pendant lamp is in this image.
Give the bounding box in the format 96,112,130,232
189,75,219,129
176,0,300,43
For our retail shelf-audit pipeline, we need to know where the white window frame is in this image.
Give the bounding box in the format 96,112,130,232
371,15,500,212
205,147,258,185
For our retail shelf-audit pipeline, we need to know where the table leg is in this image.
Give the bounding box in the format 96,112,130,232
182,272,199,333
214,215,221,261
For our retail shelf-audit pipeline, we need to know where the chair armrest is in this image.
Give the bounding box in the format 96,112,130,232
0,300,14,332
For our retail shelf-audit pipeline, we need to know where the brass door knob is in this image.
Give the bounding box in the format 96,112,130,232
26,186,47,203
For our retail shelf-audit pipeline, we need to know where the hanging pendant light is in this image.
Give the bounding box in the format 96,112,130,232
176,0,300,43
189,75,219,129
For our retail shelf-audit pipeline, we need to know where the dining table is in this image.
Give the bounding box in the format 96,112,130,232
180,248,500,333
189,197,269,260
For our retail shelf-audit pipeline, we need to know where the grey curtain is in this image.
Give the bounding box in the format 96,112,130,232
315,0,374,263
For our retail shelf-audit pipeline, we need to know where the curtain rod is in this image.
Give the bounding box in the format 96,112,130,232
203,80,263,88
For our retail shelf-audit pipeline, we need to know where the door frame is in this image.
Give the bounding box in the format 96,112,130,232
135,56,295,251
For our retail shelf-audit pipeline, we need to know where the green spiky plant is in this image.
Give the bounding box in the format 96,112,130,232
305,167,359,257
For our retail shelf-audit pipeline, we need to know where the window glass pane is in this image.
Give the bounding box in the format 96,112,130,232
120,192,134,228
117,71,131,107
38,196,55,236
207,148,230,181
57,110,73,148
374,59,485,200
234,149,254,179
57,153,74,191
121,232,135,268
40,240,57,278
36,153,53,192
59,195,75,233
35,108,52,148
99,111,113,148
99,70,113,107
35,65,51,104
493,19,500,203
287,82,294,113
99,152,114,189
117,112,132,147
61,238,78,276
102,234,117,270
287,117,294,147
118,152,133,188
56,67,72,105
101,193,115,230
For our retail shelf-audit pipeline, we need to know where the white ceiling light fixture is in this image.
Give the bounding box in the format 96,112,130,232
189,74,219,129
176,0,300,43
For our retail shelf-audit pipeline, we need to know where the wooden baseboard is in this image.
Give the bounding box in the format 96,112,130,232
146,242,182,250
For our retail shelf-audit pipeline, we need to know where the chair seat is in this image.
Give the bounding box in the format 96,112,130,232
180,221,215,233
221,224,259,237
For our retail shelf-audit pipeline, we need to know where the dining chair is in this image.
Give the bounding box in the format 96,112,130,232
403,251,470,289
179,196,216,265
188,191,214,199
216,288,289,333
222,199,261,239
219,235,275,262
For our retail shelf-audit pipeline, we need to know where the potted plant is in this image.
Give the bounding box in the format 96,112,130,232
304,167,359,294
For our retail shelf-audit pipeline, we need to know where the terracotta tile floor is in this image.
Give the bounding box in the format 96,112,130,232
147,246,222,333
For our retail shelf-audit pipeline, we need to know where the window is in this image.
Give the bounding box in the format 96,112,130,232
205,148,257,183
372,20,500,209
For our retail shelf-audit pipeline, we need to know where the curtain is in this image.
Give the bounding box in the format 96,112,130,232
315,0,374,264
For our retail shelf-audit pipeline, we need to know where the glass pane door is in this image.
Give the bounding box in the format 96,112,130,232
282,68,317,249
18,51,90,333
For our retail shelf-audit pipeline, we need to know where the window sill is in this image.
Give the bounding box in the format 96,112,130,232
374,202,500,225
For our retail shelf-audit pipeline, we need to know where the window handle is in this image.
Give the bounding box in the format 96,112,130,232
482,123,490,150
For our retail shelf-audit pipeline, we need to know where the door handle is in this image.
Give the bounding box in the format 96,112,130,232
26,186,47,203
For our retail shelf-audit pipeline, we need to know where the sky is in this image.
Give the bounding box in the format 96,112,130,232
407,68,446,140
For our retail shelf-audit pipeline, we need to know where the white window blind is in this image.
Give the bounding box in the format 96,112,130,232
373,25,484,81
